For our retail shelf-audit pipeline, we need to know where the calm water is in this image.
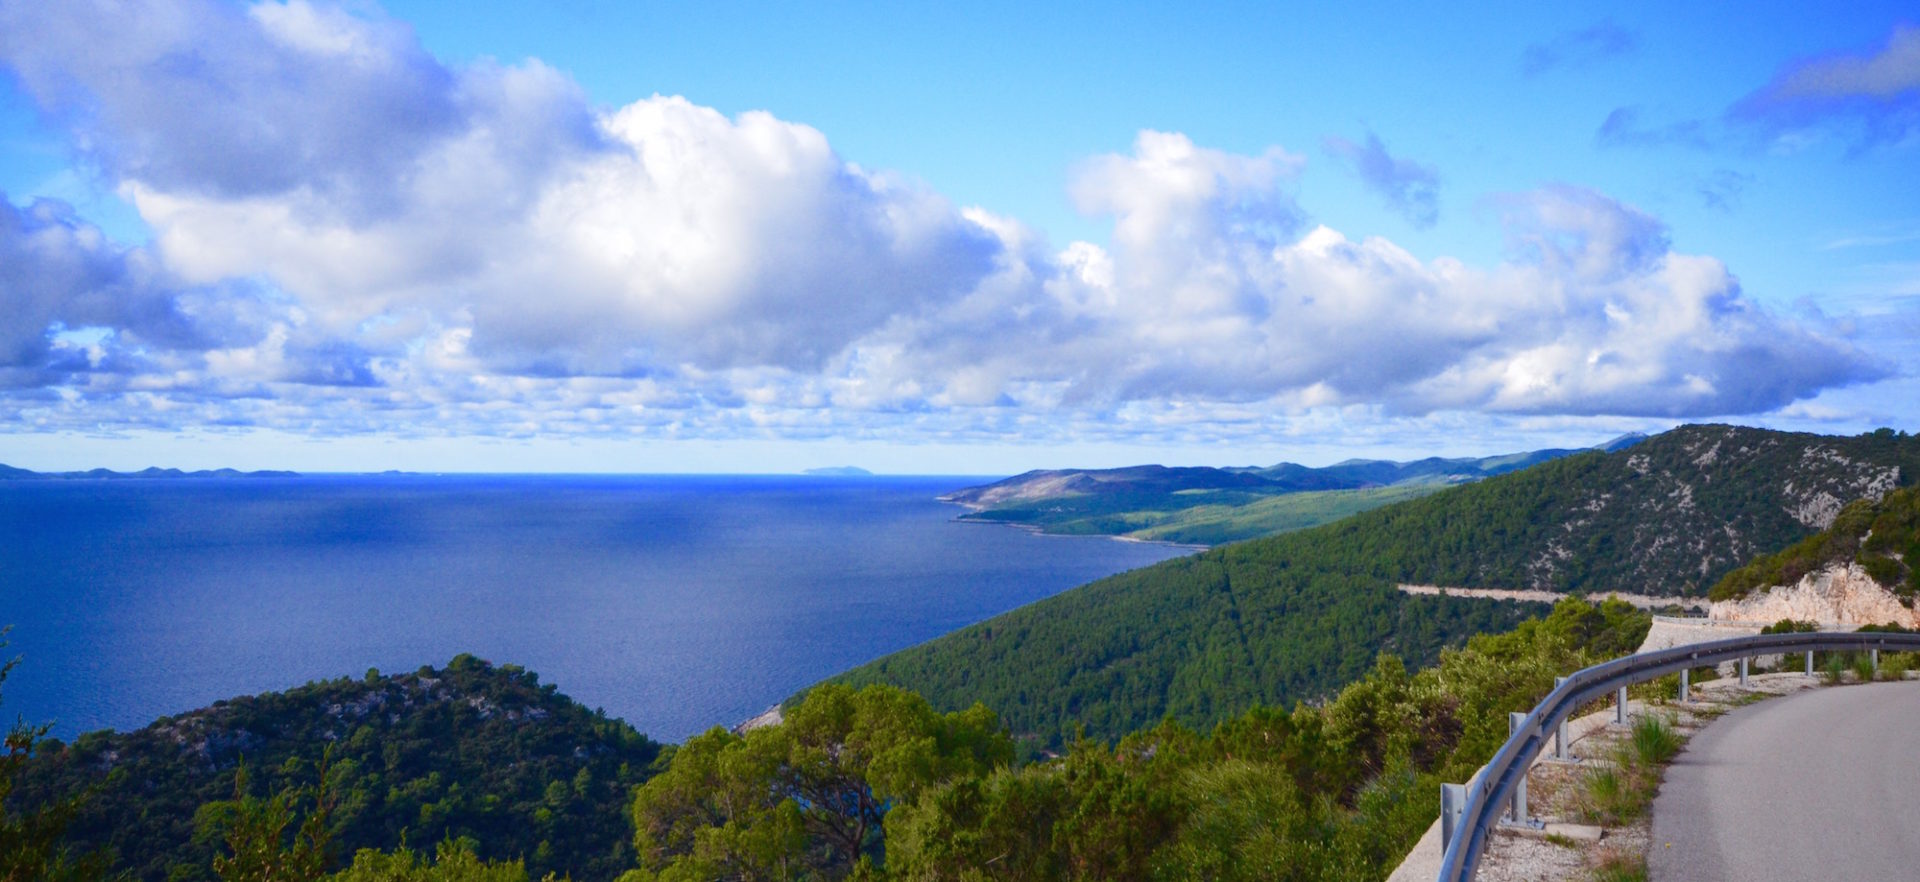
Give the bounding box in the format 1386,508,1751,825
0,475,1189,742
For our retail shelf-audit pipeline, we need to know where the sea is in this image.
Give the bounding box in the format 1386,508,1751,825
0,474,1190,742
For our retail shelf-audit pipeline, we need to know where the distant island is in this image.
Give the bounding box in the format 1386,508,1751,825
0,464,301,480
803,466,874,476
940,433,1647,545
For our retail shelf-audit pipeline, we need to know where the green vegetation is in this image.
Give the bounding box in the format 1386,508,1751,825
1590,848,1648,882
626,685,1009,880
1,630,118,881
14,597,1647,881
1124,484,1448,546
960,484,1447,545
191,757,548,882
1576,715,1682,827
642,598,1648,882
12,656,663,882
840,426,1919,747
329,839,541,882
1711,483,1920,602
837,552,1545,747
946,444,1622,545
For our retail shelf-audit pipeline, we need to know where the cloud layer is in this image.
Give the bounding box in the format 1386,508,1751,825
0,0,1892,444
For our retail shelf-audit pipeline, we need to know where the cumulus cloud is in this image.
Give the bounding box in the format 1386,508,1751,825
0,0,1894,444
1731,23,1920,146
1521,22,1636,76
1323,132,1441,228
838,140,1884,420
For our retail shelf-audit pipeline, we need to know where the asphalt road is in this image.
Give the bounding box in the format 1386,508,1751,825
1649,680,1920,881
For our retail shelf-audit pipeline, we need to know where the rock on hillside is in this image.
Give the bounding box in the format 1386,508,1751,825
1711,562,1916,628
1502,425,1912,592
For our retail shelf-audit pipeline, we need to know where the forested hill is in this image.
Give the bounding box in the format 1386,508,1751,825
1309,423,1917,594
10,656,663,882
833,425,1918,746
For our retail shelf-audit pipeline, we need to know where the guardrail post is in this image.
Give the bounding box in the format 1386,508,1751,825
1616,685,1628,724
1441,782,1465,845
1806,650,1814,676
1553,677,1570,759
1507,712,1528,823
1679,667,1690,703
1739,656,1749,687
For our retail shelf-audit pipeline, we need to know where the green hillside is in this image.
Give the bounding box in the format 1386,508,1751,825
835,425,1919,746
1122,483,1446,545
10,656,663,882
1711,483,1920,602
966,483,1449,546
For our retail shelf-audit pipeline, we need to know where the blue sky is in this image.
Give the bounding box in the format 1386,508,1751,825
1,1,1917,473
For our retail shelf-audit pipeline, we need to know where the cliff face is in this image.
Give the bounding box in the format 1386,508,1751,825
1710,562,1917,628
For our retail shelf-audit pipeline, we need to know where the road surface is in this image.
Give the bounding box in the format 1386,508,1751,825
1649,679,1920,881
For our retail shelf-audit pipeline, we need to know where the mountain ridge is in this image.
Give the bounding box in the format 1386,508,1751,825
938,433,1648,545
0,464,301,480
833,424,1919,746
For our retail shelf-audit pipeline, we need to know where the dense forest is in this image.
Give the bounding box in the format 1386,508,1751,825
6,599,1651,882
628,598,1648,882
1711,483,1920,602
8,656,663,881
838,425,1919,745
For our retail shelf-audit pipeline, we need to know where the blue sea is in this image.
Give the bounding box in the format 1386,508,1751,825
0,475,1189,742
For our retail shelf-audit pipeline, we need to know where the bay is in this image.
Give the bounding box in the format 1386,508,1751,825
0,475,1189,742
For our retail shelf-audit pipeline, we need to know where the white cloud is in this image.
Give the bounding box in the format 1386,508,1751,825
0,0,1895,448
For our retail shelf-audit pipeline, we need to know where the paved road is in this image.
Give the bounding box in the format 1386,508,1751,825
1650,680,1920,881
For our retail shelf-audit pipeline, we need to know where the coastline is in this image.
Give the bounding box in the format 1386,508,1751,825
936,495,1211,552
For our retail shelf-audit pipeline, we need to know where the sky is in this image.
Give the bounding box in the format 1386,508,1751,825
2,1,1918,474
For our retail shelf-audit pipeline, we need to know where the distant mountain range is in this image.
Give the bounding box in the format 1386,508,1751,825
940,433,1648,545
0,464,300,480
0,463,299,484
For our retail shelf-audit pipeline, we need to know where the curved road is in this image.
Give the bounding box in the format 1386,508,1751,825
1650,680,1920,881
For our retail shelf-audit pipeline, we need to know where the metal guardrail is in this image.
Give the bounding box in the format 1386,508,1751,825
1436,630,1920,882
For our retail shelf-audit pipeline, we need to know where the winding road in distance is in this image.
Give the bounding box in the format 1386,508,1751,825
1649,680,1920,882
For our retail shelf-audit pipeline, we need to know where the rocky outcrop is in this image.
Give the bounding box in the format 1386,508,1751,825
1709,563,1916,628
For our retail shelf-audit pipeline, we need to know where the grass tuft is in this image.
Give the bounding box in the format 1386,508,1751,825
1629,715,1682,766
1590,847,1648,882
